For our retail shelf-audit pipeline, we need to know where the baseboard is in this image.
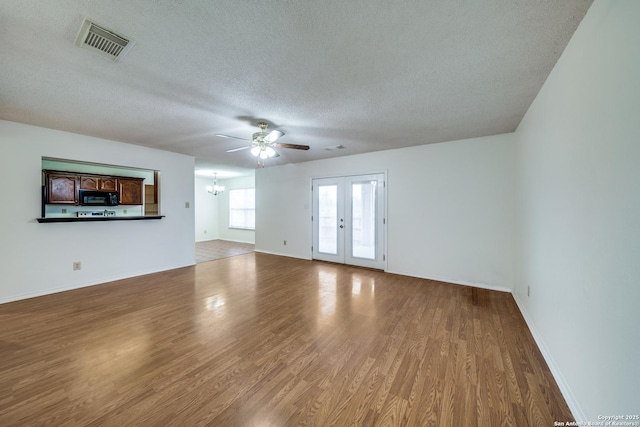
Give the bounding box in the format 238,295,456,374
385,269,513,293
254,249,311,261
0,263,194,305
217,238,255,245
252,252,513,294
195,237,220,243
512,292,586,422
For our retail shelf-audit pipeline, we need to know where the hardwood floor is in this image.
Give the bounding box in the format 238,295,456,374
195,239,255,264
0,253,573,426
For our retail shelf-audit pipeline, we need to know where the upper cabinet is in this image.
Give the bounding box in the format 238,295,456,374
44,170,144,206
47,172,78,204
80,175,118,192
119,178,144,205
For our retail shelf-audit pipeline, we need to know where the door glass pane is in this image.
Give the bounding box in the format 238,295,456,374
318,185,338,254
351,181,376,259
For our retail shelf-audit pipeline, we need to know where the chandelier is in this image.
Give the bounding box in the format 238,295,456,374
206,173,225,196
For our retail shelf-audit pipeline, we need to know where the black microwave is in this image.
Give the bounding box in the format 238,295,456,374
79,190,119,206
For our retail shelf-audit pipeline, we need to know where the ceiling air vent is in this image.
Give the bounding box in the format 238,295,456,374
75,18,132,62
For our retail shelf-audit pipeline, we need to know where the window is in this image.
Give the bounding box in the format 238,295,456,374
229,188,255,229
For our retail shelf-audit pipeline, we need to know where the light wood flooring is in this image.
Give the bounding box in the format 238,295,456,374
195,239,255,264
0,253,573,426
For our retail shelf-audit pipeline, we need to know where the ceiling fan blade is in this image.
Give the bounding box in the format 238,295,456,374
215,134,251,142
226,145,253,153
274,143,310,150
265,130,284,143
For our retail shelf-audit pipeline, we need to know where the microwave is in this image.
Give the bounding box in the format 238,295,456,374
79,190,119,206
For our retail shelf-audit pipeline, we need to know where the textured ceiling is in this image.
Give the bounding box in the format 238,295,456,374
0,0,592,176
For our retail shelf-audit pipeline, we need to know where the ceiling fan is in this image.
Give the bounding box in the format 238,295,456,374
216,122,310,166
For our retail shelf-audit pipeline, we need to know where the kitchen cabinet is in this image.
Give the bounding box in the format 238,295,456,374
119,178,144,205
44,170,144,206
80,175,118,191
46,172,78,204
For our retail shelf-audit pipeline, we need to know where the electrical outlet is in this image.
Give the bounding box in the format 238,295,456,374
73,262,81,271
61,208,67,214
185,202,190,208
283,240,287,245
204,230,207,234
123,209,127,214
527,285,531,297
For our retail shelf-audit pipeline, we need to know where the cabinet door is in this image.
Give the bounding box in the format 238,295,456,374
100,177,118,191
119,178,143,205
80,175,118,191
48,174,78,204
80,176,100,190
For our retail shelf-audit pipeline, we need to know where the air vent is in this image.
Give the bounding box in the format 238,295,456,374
75,18,132,62
324,145,346,151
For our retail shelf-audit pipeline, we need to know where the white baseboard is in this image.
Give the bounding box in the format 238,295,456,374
254,249,311,261
195,237,220,242
385,269,513,293
253,253,513,294
0,263,194,305
217,238,255,245
512,292,585,422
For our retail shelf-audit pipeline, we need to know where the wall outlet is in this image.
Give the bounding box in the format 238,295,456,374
185,202,190,208
123,209,127,214
204,230,207,234
283,240,287,245
73,261,81,271
527,285,531,297
61,208,67,214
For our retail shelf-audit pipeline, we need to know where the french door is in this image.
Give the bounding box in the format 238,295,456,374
312,173,386,269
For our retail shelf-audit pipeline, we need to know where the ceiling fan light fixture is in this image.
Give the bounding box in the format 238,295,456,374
221,121,310,166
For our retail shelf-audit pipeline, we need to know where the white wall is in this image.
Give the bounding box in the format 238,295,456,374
218,175,256,244
257,133,515,290
514,0,640,420
193,174,255,244
194,176,220,242
0,120,195,303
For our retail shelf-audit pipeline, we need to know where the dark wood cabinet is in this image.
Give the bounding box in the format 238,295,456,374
47,172,78,204
119,178,144,205
100,177,118,191
44,170,144,206
80,176,99,190
80,175,118,191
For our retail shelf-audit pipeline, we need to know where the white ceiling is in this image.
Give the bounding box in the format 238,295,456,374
0,0,592,177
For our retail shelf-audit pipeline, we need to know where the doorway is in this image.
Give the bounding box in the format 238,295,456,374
312,173,386,269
